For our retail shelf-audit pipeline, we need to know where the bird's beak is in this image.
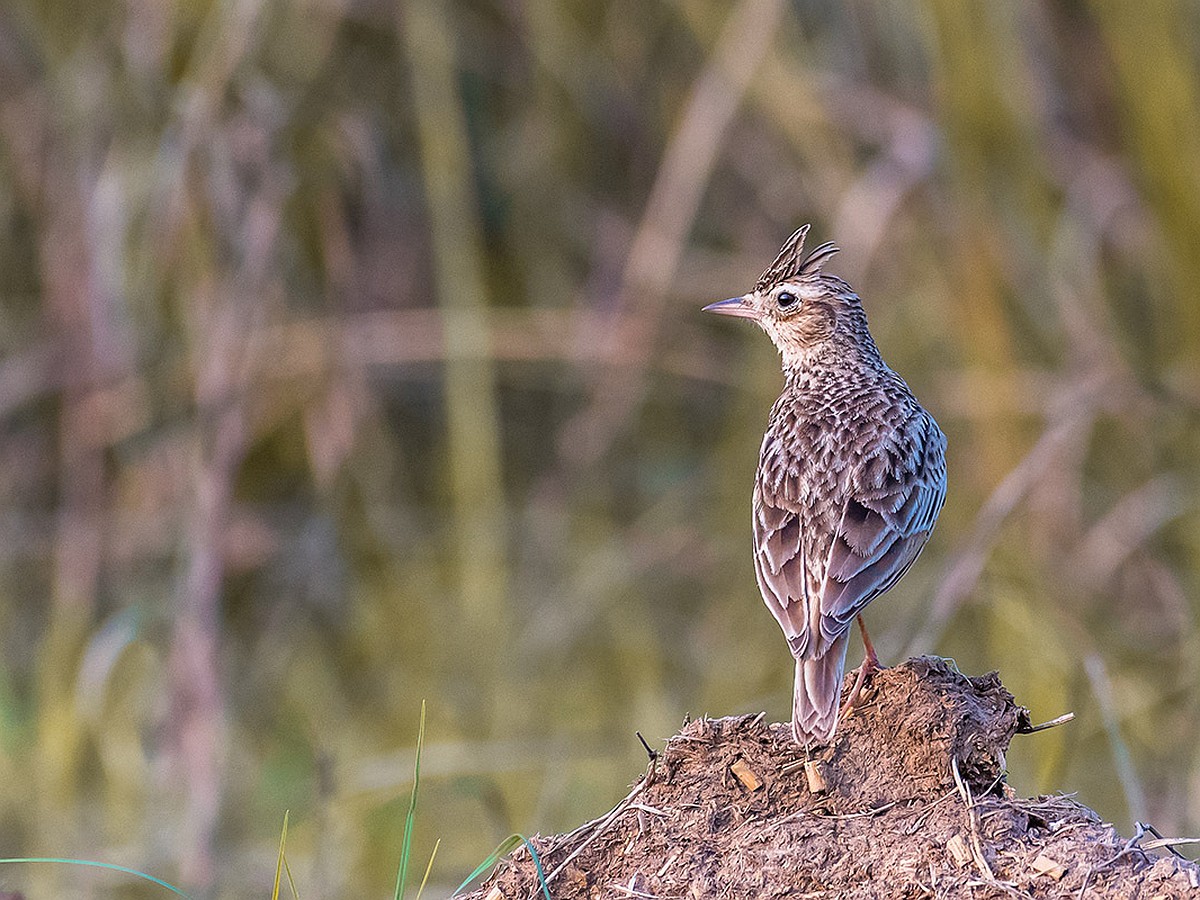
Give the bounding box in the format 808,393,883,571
702,295,758,319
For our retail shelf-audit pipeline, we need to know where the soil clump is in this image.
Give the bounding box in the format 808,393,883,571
466,657,1199,899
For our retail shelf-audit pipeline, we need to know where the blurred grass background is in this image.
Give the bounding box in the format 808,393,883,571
1,0,1199,896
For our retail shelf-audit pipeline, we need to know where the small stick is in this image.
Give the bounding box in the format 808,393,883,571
905,788,959,834
813,799,900,820
946,834,972,868
635,731,657,761
629,803,670,818
755,806,812,835
1137,822,1191,860
1030,853,1067,881
951,757,995,881
654,849,681,879
534,780,648,898
1016,712,1075,734
730,758,763,792
1076,864,1094,898
607,882,658,900
804,759,827,794
636,731,659,782
1139,837,1200,851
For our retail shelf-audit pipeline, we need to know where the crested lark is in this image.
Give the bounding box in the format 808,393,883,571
705,226,946,745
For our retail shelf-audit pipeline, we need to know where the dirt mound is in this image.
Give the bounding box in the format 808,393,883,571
465,657,1199,899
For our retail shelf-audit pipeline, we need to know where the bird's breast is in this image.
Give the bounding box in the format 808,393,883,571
760,375,918,506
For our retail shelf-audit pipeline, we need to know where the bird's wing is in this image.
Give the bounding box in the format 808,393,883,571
752,484,818,659
815,411,947,647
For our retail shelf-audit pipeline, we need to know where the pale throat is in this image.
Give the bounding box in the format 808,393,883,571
777,332,875,379
771,326,841,371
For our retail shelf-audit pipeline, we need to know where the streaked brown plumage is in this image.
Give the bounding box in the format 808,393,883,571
705,225,947,745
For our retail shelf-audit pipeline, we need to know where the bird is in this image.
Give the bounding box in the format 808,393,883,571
704,225,946,745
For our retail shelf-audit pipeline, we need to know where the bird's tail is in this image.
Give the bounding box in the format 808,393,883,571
791,633,850,745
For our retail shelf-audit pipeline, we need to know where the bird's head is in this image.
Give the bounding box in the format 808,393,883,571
704,225,861,368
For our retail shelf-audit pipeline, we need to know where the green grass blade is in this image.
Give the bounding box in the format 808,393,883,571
521,837,551,900
452,834,521,895
451,835,550,900
283,854,301,900
0,857,192,898
272,810,290,900
414,837,440,900
393,699,427,900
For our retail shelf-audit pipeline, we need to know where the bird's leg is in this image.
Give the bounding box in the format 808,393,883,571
856,614,881,674
840,615,883,717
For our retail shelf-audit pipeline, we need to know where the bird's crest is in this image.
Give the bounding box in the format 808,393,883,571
755,224,840,292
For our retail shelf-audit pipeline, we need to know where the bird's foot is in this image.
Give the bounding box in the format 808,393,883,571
841,614,886,718
839,650,883,718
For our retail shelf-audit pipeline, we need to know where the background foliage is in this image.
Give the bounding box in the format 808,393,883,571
1,0,1199,896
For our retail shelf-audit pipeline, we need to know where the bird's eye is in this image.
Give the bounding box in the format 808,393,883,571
776,291,798,309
